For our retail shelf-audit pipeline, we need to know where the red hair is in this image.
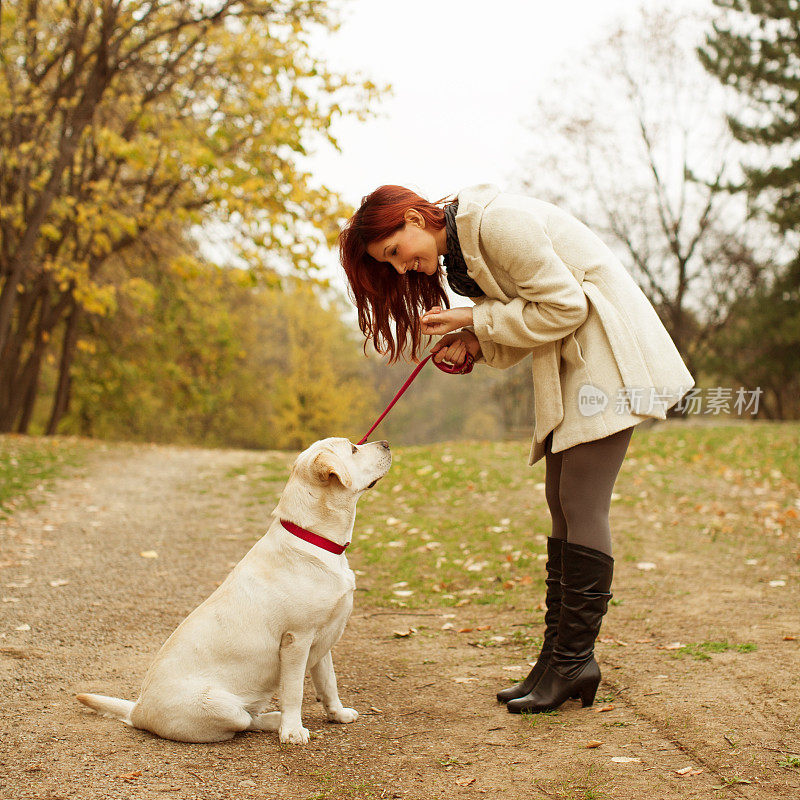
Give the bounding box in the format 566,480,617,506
339,185,451,363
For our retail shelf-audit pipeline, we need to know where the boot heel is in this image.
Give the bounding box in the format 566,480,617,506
580,680,599,707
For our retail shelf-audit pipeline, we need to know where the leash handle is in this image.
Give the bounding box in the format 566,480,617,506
431,351,474,375
357,352,474,444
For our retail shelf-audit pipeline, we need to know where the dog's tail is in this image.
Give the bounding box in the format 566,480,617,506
76,693,135,725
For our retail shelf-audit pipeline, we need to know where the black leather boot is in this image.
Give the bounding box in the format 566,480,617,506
496,537,566,703
507,542,613,714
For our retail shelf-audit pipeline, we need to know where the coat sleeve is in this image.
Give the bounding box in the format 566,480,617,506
462,325,532,370
471,206,589,359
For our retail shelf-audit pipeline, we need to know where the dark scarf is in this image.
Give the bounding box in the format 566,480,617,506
443,200,485,297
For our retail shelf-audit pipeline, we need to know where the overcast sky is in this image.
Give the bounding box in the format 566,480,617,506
308,0,711,207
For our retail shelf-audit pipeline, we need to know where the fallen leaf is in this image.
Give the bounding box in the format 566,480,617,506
457,627,473,634
117,771,142,781
369,706,383,713
769,580,786,587
783,635,797,641
392,628,416,638
611,756,641,763
586,740,603,748
139,551,158,559
49,579,69,587
636,562,657,571
595,704,615,713
453,677,478,683
15,624,31,632
475,625,491,631
441,623,455,631
658,642,685,650
675,766,703,776
455,776,477,786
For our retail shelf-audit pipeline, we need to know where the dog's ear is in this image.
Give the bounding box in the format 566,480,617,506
311,451,354,490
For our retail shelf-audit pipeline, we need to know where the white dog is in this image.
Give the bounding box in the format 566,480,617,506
77,437,391,744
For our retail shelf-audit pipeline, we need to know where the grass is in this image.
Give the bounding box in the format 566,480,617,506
672,641,758,661
541,764,610,800
622,421,800,485
351,422,800,609
353,439,551,608
0,434,88,518
521,708,562,728
200,421,800,614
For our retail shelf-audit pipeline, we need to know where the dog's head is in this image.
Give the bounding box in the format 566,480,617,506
275,438,392,544
294,437,392,495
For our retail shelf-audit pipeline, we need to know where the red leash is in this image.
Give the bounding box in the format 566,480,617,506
358,352,474,445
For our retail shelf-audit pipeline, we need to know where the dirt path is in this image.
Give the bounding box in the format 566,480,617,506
1,441,798,800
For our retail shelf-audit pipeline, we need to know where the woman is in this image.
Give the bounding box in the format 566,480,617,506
338,183,694,714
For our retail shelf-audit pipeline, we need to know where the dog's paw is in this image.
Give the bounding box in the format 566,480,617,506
279,725,310,744
327,707,358,724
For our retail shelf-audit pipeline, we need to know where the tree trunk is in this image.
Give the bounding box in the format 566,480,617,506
15,354,44,434
2,339,45,433
0,277,75,431
0,32,112,354
0,277,50,420
46,301,81,436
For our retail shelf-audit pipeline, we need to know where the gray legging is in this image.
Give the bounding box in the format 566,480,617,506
544,426,634,557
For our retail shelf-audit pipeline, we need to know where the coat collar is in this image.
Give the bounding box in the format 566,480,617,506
454,184,510,302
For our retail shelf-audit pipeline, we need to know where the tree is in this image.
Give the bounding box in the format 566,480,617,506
515,6,773,380
54,237,380,449
697,0,800,418
0,0,380,434
698,0,800,235
701,264,800,418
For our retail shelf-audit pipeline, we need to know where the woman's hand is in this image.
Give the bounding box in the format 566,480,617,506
430,330,482,367
420,306,473,335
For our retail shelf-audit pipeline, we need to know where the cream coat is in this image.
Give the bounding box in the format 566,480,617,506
456,184,694,464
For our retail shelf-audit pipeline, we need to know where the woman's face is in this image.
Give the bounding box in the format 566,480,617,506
366,209,443,276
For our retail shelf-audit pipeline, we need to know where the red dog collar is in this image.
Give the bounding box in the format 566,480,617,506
280,519,349,555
